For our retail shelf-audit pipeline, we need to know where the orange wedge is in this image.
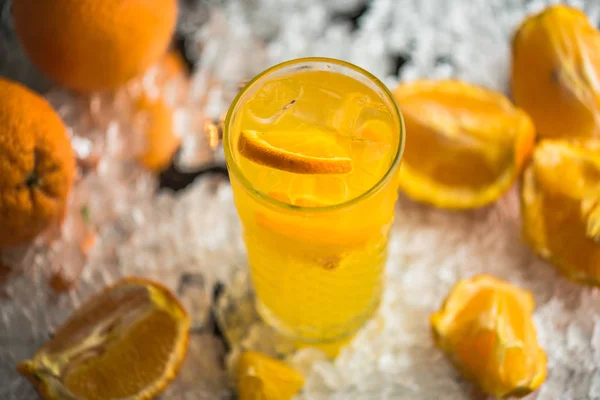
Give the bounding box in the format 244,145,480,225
522,139,600,285
236,351,305,400
237,129,353,174
17,277,190,400
431,275,547,398
512,5,600,139
136,51,187,172
393,80,535,209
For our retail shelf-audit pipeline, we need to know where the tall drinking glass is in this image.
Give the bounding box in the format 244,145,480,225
224,58,405,349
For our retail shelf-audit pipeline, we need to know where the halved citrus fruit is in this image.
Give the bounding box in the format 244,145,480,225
431,275,547,398
236,351,304,400
512,4,600,139
393,80,535,209
522,139,600,285
17,277,190,400
237,129,353,174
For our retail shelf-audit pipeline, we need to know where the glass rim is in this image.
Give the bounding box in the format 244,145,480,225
223,57,406,214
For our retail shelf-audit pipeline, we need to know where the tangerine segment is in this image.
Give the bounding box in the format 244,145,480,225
17,277,190,400
431,275,547,398
512,5,600,139
393,80,535,209
522,139,600,285
238,129,353,174
237,351,304,400
135,52,188,172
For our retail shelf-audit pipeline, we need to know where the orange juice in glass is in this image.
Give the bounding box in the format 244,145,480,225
224,58,404,348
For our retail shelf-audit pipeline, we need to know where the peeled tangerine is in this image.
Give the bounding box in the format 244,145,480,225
522,139,600,284
393,80,535,209
135,51,187,172
512,5,600,139
431,275,546,398
237,351,304,400
18,278,190,400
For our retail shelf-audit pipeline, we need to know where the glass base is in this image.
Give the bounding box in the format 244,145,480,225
213,270,376,359
255,299,361,358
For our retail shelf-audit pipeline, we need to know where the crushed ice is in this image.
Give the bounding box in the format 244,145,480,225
2,0,600,399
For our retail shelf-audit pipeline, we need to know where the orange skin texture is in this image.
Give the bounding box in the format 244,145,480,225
0,78,75,248
12,0,178,92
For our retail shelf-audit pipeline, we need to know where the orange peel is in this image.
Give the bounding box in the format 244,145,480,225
17,277,190,400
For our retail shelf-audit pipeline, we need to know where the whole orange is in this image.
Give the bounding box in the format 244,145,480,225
12,0,178,92
0,78,75,248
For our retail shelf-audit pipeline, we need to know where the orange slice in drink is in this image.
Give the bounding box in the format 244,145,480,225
238,129,353,174
17,277,190,400
431,275,547,398
236,351,305,400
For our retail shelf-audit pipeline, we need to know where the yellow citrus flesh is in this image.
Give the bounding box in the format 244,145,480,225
17,277,190,400
393,80,535,209
136,52,187,172
135,95,180,173
236,351,305,400
512,5,600,139
238,129,353,175
431,275,547,398
522,139,600,285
